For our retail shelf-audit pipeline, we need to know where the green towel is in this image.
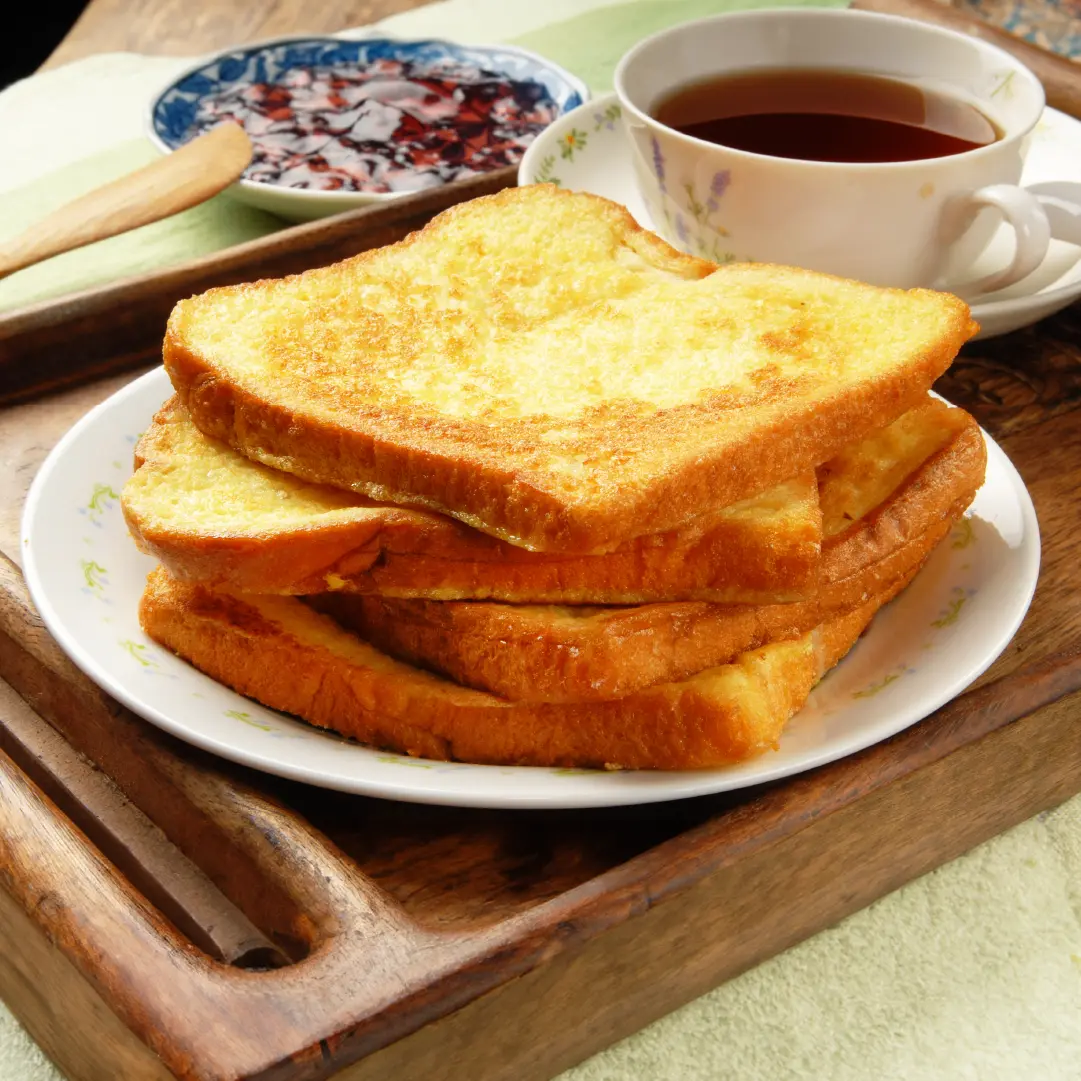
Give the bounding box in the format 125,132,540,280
0,138,282,311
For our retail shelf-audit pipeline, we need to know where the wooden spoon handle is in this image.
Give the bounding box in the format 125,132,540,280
0,122,252,281
852,0,1081,120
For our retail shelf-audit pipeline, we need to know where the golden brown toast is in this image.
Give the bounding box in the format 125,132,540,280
316,514,955,704
139,566,905,770
814,397,985,580
313,399,985,701
123,398,822,603
163,185,976,553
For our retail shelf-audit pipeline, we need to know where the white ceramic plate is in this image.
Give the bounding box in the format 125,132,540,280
22,368,1039,809
519,94,1081,340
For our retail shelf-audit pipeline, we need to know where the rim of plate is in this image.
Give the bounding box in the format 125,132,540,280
146,34,590,207
518,92,1081,321
21,367,1040,808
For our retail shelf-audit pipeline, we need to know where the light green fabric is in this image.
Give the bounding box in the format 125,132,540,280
0,0,1077,1077
564,799,1081,1081
508,0,847,92
0,138,281,311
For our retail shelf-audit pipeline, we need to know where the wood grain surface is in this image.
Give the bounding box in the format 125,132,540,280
0,846,171,1081
42,0,439,69
1,535,1079,1079
1,1,1080,1078
0,676,285,969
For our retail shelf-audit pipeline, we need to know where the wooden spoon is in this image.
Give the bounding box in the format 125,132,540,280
0,122,253,281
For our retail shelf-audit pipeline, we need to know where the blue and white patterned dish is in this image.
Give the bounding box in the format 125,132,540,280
149,36,589,221
22,368,1039,809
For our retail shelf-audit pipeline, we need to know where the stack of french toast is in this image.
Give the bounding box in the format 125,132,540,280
121,186,985,770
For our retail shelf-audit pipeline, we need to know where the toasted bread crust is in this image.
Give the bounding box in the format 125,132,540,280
139,567,894,770
308,403,984,701
317,510,956,702
124,400,822,602
164,186,975,552
818,399,986,580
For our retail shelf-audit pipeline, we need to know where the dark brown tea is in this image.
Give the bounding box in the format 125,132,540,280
653,69,1001,163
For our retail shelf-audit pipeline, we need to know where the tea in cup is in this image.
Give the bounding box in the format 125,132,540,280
614,8,1056,295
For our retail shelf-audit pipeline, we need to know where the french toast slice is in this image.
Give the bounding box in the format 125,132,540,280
122,397,822,604
316,513,956,704
163,185,976,553
313,399,985,701
139,566,905,770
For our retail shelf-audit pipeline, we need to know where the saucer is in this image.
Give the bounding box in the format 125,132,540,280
518,94,1081,340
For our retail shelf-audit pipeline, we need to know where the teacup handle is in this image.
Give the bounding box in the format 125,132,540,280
946,184,1051,299
1027,181,1081,246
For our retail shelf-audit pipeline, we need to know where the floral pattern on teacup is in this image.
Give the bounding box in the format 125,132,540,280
651,135,666,193
643,135,742,263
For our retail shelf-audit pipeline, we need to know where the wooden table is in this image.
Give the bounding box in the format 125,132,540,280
2,3,1080,1080
43,0,437,69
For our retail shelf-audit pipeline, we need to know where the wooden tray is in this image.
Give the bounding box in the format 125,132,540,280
3,127,1081,1081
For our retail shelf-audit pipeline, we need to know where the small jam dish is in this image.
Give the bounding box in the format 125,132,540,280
148,36,588,221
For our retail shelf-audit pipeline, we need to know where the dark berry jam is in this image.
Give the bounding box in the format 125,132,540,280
190,57,561,193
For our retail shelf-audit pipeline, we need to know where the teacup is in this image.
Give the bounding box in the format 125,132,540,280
614,8,1057,295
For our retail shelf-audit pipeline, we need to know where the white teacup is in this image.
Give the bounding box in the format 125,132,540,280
614,8,1056,295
